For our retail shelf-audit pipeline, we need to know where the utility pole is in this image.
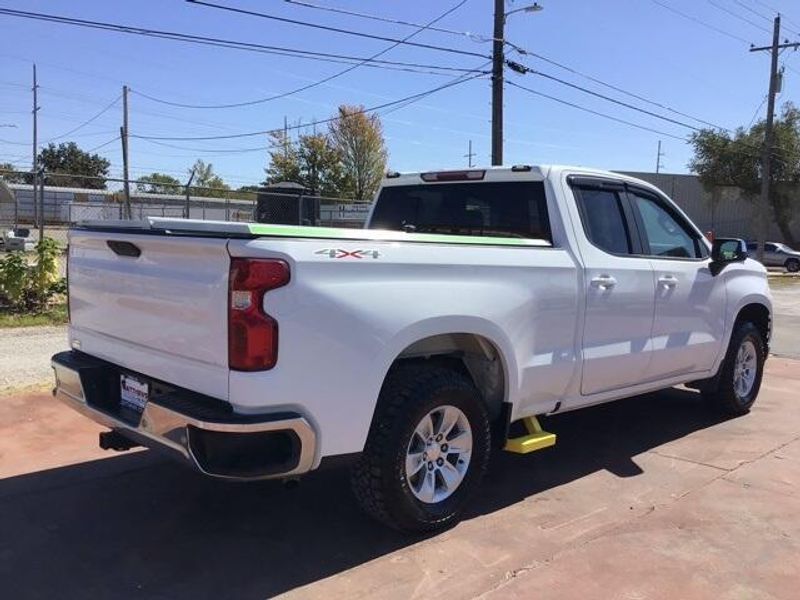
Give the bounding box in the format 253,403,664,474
465,140,476,167
749,16,799,262
31,64,39,232
655,140,665,174
184,167,196,219
121,84,131,219
491,0,504,166
283,115,289,159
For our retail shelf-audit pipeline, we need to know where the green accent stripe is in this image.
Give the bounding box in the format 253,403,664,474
246,223,548,247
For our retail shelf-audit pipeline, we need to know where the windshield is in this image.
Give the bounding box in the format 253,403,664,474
368,181,551,241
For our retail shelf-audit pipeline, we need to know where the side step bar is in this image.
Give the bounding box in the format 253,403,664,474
504,416,556,454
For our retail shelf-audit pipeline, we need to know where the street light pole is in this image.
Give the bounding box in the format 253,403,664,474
491,2,543,167
491,0,505,166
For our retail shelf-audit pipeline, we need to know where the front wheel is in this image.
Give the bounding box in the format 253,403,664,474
351,363,491,532
786,258,800,273
704,321,766,416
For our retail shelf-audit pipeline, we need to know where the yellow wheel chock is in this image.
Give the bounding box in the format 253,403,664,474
503,416,556,454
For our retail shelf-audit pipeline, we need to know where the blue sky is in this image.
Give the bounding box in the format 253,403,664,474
1,0,800,190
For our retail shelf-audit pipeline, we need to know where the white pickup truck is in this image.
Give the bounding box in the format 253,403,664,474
52,165,771,532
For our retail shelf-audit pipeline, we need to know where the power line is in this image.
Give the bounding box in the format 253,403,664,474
185,0,488,59
86,135,121,153
0,8,486,76
506,81,687,140
131,73,486,141
731,0,776,25
379,62,492,117
705,0,772,34
282,0,497,44
649,0,752,44
136,0,472,110
748,94,768,128
510,46,724,130
506,60,703,131
43,94,121,143
138,137,283,154
751,0,800,33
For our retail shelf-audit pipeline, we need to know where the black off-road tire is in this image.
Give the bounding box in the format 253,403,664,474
350,363,491,533
786,258,800,273
704,321,766,416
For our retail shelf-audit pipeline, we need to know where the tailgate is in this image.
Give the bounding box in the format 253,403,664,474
68,229,231,399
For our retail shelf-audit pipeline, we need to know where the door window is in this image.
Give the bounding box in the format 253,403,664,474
630,192,703,259
573,188,632,255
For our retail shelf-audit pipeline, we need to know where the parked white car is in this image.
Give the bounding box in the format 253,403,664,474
52,165,772,531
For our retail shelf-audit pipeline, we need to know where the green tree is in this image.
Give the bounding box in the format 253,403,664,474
689,103,800,246
329,105,388,200
295,133,345,197
0,163,27,184
190,160,231,198
264,130,301,185
264,130,347,197
135,172,183,195
37,142,110,189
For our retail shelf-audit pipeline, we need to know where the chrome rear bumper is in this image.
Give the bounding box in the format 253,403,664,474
51,351,316,480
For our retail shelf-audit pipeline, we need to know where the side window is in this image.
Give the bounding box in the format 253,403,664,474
630,192,702,259
765,243,778,253
574,187,632,255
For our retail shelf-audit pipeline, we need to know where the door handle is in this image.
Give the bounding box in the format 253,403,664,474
590,275,617,290
657,275,678,288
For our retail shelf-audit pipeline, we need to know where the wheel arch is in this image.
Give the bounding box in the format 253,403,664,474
734,302,771,349
375,319,517,428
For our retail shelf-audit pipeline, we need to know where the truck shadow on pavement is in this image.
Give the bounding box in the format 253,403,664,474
0,387,731,599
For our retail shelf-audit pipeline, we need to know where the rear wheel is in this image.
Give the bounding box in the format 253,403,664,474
704,321,765,416
351,363,490,532
786,258,800,273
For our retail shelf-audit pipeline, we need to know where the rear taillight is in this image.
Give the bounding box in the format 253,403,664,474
228,258,290,371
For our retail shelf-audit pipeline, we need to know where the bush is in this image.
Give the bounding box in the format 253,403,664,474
0,238,64,312
0,251,27,306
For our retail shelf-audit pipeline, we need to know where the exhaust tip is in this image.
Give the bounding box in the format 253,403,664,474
99,430,140,452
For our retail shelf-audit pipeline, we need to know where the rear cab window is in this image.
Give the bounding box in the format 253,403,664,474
368,181,552,242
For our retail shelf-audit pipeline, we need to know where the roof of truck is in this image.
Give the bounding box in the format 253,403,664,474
380,165,658,191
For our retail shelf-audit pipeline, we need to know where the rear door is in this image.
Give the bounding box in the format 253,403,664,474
68,229,231,399
764,243,782,266
570,178,656,395
626,187,726,379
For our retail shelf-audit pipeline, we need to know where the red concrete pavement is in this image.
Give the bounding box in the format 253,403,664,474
0,359,798,599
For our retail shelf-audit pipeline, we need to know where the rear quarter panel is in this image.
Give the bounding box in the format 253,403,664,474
227,237,580,459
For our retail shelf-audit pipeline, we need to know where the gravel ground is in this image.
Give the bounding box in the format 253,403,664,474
0,325,67,394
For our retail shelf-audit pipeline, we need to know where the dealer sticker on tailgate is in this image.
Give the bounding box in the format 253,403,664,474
120,374,149,414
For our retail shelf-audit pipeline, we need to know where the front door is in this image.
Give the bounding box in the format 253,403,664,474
626,188,726,379
571,181,656,396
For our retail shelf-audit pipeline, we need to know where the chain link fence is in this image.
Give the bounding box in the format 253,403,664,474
1,177,372,250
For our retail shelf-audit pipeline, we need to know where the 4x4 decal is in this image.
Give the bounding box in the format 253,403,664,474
315,248,381,259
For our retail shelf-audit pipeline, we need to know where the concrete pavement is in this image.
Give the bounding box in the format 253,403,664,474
1,358,798,599
770,276,800,358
